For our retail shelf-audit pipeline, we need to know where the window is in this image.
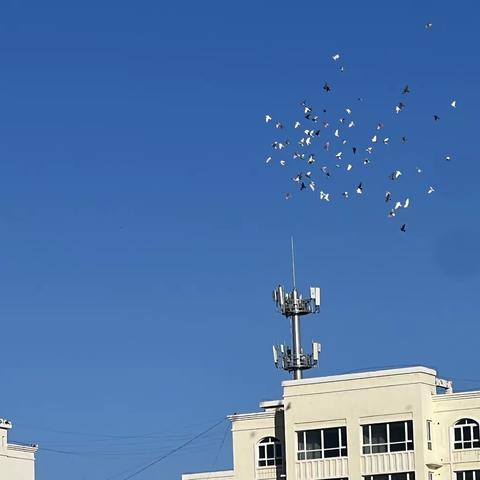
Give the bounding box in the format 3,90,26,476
426,420,433,450
456,471,480,480
364,473,415,480
362,421,414,454
258,437,282,467
297,426,347,460
454,419,480,450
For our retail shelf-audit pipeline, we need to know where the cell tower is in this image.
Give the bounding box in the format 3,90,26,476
272,239,322,380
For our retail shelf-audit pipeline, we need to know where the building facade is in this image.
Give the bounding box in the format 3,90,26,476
0,418,37,479
183,366,480,480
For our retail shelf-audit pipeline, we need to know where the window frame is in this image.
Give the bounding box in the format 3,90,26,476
362,420,414,454
363,473,415,480
426,420,433,450
455,470,480,480
453,419,480,451
296,426,348,461
257,437,283,468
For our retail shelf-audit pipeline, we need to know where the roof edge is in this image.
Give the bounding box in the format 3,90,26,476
282,366,437,388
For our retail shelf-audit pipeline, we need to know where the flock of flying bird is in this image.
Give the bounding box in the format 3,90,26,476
264,22,456,232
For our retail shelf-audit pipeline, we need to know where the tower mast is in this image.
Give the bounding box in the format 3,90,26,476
272,240,321,380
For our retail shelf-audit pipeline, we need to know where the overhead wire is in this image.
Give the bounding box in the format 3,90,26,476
105,416,227,480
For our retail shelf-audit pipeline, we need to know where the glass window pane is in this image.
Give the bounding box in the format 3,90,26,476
372,444,388,453
259,460,266,467
464,428,472,441
455,429,462,441
340,426,347,446
267,444,274,457
341,447,347,456
363,446,371,454
406,441,414,451
454,442,462,450
324,428,340,449
259,445,265,459
390,442,407,452
391,474,409,480
276,444,282,457
324,448,340,458
466,472,474,480
306,430,321,450
298,432,304,450
371,424,387,444
298,452,305,460
455,473,463,480
464,442,473,449
390,422,407,443
363,425,370,445
306,450,321,460
407,421,413,440
474,426,480,440
473,441,480,448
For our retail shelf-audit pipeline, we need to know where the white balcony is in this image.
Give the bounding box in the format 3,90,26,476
295,457,349,480
452,449,480,464
361,451,415,475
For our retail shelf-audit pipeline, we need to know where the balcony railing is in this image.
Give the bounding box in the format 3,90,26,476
361,451,415,475
295,457,348,480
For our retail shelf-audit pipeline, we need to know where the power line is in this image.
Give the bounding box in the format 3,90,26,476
107,417,226,480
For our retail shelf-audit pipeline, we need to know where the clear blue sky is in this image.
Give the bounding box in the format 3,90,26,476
1,1,480,479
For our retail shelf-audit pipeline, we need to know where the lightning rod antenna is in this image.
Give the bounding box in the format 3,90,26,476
291,236,296,289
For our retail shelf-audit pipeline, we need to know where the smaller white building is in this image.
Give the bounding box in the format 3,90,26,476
0,418,37,480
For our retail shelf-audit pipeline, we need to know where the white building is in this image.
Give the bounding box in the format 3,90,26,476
182,282,480,480
0,418,37,479
183,366,480,480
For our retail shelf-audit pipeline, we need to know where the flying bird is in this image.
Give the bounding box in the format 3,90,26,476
402,85,410,94
400,224,407,232
323,82,331,92
320,191,330,202
332,53,340,61
356,182,363,194
451,100,457,108
427,186,435,194
265,114,272,123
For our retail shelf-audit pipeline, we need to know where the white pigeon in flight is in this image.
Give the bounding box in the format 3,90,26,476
332,53,340,61
265,114,272,123
451,100,457,108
